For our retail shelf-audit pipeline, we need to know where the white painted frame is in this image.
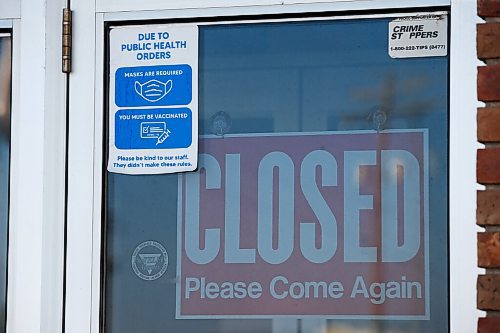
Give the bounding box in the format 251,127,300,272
65,1,481,333
96,0,450,15
0,0,20,21
449,1,483,332
2,0,68,332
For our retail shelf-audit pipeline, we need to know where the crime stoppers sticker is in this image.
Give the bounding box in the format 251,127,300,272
389,14,448,58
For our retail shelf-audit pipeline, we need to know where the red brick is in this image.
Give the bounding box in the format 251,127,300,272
478,23,500,60
477,190,500,226
478,0,500,17
477,148,500,184
478,232,500,268
478,65,500,102
478,108,500,142
479,317,500,333
478,275,500,311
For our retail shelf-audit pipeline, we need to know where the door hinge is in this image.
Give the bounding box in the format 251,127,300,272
62,8,72,73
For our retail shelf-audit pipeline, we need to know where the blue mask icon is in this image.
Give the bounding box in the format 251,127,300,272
134,79,173,102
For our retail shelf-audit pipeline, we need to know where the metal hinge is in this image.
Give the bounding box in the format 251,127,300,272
62,8,72,73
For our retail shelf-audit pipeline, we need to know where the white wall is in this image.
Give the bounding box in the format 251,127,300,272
0,0,20,20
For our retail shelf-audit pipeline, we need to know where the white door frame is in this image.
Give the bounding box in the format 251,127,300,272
0,0,67,332
65,1,482,333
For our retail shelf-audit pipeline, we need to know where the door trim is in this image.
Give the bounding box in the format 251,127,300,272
65,2,480,332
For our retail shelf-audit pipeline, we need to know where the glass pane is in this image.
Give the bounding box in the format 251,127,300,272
0,33,11,332
105,16,448,333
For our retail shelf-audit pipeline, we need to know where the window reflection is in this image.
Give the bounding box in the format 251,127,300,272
105,17,448,333
0,34,11,332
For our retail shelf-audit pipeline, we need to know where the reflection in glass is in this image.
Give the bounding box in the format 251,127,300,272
105,17,448,333
0,34,11,332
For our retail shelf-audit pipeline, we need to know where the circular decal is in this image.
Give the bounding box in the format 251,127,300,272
209,111,232,136
131,240,168,281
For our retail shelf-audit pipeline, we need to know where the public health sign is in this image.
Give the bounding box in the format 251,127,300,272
108,25,198,174
176,130,429,319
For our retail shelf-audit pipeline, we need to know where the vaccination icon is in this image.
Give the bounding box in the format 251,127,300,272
140,121,172,145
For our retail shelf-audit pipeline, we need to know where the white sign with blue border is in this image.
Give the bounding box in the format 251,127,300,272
108,25,198,174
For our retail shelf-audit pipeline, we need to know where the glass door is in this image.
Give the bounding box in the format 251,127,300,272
64,2,481,333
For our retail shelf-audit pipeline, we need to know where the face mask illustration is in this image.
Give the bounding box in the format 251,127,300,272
134,79,173,102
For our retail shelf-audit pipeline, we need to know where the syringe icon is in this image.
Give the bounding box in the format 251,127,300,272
156,129,171,145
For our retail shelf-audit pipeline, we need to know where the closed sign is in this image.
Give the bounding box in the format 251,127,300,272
177,130,428,319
